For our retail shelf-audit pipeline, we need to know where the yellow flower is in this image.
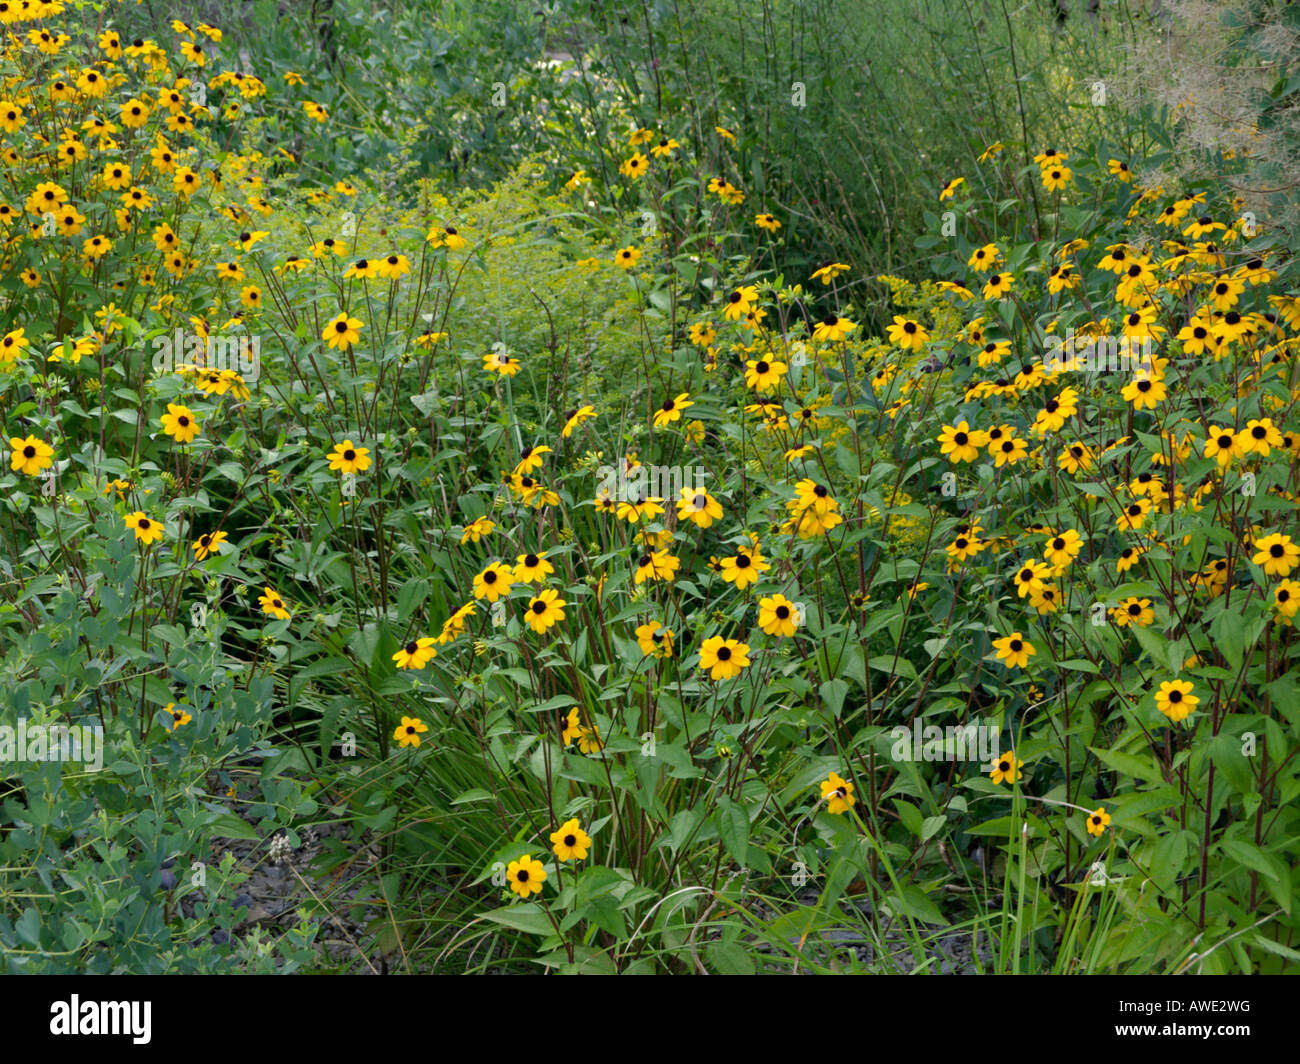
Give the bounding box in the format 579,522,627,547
757,594,800,637
1155,679,1198,723
524,588,566,634
615,245,640,269
461,517,496,544
506,855,547,898
718,542,771,590
699,636,751,680
992,632,1036,669
473,562,514,602
652,392,693,427
676,486,723,529
886,315,928,350
192,530,228,560
160,403,201,444
550,819,591,862
810,263,849,285
163,703,192,730
8,435,54,475
328,440,372,474
636,621,674,658
393,715,429,746
323,312,363,350
989,750,1024,785
1085,807,1111,837
125,512,165,545
392,639,436,670
259,586,291,620
812,313,855,343
819,771,855,814
1252,533,1299,577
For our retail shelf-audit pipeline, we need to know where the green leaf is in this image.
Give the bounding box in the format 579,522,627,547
482,903,554,936
206,813,260,841
714,796,750,867
705,939,756,974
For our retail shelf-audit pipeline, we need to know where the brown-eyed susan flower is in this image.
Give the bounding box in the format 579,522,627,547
561,405,596,438
819,771,855,814
1237,418,1282,457
993,632,1036,668
1273,580,1300,619
886,315,928,350
983,272,1014,299
744,357,786,392
968,244,1001,273
1111,597,1154,628
939,176,964,200
811,263,849,285
723,285,759,320
938,421,988,463
512,552,554,583
163,703,192,730
946,533,984,563
192,530,228,560
1116,546,1143,573
1155,679,1198,723
483,349,521,376
653,392,693,427
461,516,496,544
550,818,591,862
1085,807,1111,837
758,594,800,637
393,638,437,670
633,549,680,584
473,562,514,602
259,586,291,620
718,542,771,590
1203,425,1243,467
344,258,378,280
125,512,165,545
615,494,665,523
677,486,723,529
755,213,781,232
812,313,855,343
1252,533,1300,577
1041,165,1072,192
645,135,678,158
524,589,566,634
328,440,372,474
393,716,429,747
1042,529,1083,571
1116,498,1151,531
615,245,641,269
1121,375,1166,411
1012,561,1051,599
699,635,751,680
160,403,200,444
989,751,1024,785
992,432,1028,467
619,152,649,179
506,855,546,898
375,254,410,280
636,621,674,658
9,435,54,475
323,312,363,350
